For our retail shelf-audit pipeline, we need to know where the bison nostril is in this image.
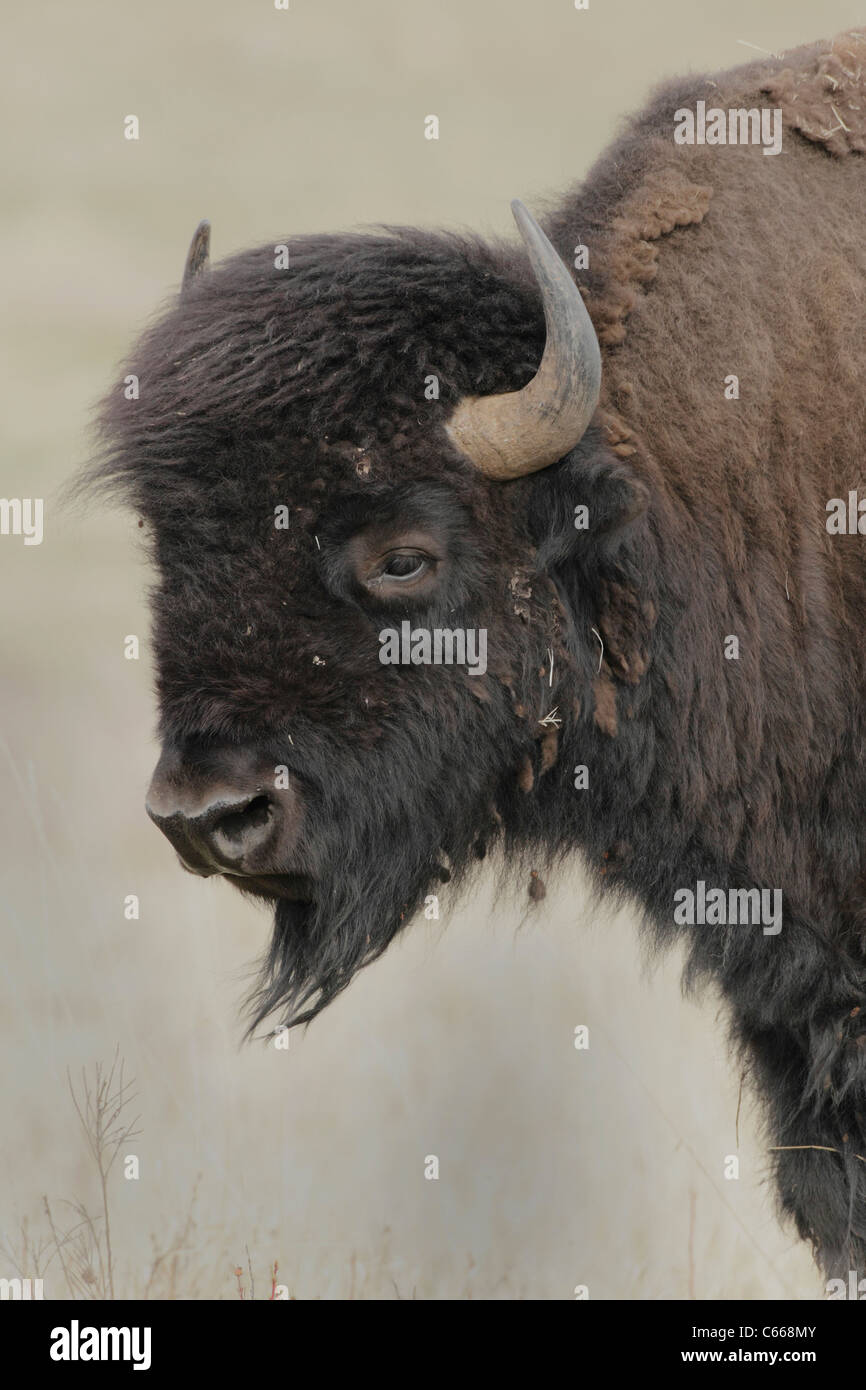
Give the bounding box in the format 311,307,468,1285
211,794,273,851
146,747,300,875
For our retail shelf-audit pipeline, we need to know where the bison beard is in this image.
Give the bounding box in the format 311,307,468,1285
243,693,521,1030
86,30,866,1280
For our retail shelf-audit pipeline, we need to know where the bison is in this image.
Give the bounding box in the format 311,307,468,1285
89,31,866,1279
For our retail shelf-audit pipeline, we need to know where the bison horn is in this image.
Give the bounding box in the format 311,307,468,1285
445,199,601,479
181,219,211,293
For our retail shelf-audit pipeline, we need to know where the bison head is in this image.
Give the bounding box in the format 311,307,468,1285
93,203,649,1032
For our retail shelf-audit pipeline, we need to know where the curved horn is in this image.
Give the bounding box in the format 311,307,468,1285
181,219,211,293
445,199,601,479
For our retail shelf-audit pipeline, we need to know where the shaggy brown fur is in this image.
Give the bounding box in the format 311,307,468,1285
89,31,866,1279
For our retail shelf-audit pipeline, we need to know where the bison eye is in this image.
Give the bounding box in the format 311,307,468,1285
377,550,429,582
362,548,436,593
338,522,445,600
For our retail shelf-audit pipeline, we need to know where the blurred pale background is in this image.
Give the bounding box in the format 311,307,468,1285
3,0,858,1299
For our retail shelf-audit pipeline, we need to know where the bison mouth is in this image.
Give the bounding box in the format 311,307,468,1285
223,871,316,905
174,850,315,906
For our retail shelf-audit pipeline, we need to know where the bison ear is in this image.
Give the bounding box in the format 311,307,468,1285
529,433,656,685
530,429,649,572
181,220,211,293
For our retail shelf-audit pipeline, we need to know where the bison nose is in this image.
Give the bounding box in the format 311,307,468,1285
146,791,276,874
145,747,299,876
